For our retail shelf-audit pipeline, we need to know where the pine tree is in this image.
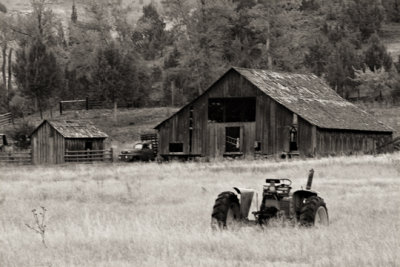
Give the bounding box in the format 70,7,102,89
71,0,78,23
364,34,392,71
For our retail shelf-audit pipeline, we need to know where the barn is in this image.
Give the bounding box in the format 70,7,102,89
155,67,393,159
31,120,108,164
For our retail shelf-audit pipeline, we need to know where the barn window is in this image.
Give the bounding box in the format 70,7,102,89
169,143,183,153
208,98,256,123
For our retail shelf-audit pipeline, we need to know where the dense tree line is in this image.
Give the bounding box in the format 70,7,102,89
0,0,399,117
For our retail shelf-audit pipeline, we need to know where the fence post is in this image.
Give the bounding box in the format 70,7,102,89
110,147,113,162
86,97,89,110
60,102,63,115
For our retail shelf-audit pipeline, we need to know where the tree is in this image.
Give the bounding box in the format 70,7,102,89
0,2,6,13
382,0,400,23
71,0,78,23
364,34,392,71
325,40,361,96
353,67,393,101
14,39,62,118
304,36,332,76
343,0,384,40
134,4,167,60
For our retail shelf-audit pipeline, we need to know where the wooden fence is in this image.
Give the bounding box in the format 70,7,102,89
0,150,32,164
65,149,113,163
0,113,12,127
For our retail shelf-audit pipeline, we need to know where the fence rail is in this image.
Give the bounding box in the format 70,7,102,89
65,149,113,163
0,113,12,127
0,150,32,164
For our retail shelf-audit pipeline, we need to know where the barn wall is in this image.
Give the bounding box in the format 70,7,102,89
31,122,65,164
316,128,392,156
298,117,315,157
65,138,104,151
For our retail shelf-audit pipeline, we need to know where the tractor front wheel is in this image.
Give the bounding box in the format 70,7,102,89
299,196,329,227
211,191,241,230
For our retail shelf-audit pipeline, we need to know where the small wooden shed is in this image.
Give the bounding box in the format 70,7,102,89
31,120,108,164
155,67,393,159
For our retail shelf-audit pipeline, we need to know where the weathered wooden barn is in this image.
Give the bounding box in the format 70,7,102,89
155,67,393,159
31,120,108,164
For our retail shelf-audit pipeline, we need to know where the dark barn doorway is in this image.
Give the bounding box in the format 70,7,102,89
289,126,298,151
225,127,241,152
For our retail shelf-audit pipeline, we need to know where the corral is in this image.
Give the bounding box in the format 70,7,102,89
156,67,393,159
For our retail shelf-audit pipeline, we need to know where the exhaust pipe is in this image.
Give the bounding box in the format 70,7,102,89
306,169,314,190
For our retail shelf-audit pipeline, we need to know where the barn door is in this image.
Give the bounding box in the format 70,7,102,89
225,127,241,152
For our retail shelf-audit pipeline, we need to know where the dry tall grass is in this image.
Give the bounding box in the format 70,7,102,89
1,154,400,267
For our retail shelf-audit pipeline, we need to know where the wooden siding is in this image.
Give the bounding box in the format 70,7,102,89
31,121,65,164
298,117,315,157
316,128,392,156
65,138,104,151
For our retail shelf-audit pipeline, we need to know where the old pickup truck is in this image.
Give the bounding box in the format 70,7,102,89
118,134,158,162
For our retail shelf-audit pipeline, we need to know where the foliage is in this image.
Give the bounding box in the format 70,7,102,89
342,0,385,40
382,0,400,23
1,0,400,113
134,4,167,60
6,121,35,149
13,39,62,118
364,34,393,71
0,2,6,13
353,67,392,99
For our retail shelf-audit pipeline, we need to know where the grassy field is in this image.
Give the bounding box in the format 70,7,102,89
0,154,400,267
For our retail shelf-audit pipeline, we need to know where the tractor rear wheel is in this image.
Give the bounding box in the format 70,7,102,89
299,196,329,227
211,191,241,230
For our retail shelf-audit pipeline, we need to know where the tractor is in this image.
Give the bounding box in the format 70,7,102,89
211,169,329,229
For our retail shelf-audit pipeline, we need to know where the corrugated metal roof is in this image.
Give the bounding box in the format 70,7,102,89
233,67,392,132
46,120,108,138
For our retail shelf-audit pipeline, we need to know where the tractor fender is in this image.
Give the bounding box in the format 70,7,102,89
292,189,319,213
233,187,255,219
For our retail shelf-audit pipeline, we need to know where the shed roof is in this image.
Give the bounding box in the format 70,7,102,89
33,120,108,138
156,67,392,133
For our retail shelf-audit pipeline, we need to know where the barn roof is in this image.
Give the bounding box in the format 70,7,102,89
155,67,392,132
234,67,392,132
32,120,108,138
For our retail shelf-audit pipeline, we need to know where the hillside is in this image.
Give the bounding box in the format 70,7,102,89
2,0,164,20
